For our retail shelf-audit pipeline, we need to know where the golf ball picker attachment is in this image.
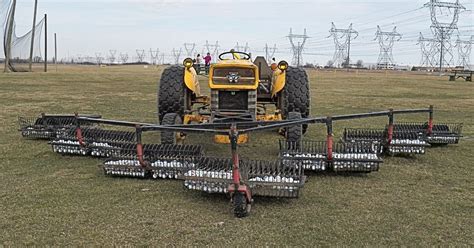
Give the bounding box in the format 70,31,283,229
73,106,460,217
18,113,101,139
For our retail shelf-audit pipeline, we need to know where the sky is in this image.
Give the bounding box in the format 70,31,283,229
9,0,474,66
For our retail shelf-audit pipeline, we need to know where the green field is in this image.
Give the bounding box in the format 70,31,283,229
1,65,473,246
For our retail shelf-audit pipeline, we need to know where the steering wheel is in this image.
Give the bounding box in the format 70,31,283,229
219,51,251,61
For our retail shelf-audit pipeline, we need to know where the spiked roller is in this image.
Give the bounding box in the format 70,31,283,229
183,157,306,197
393,122,462,145
279,140,328,171
242,159,305,198
280,140,382,173
18,114,100,139
51,126,136,156
103,144,203,179
183,157,234,194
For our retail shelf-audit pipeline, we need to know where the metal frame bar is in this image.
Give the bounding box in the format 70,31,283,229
76,107,433,135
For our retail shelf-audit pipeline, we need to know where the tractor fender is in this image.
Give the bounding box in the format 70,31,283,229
184,67,201,96
271,69,286,97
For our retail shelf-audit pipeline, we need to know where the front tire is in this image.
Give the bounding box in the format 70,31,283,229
161,113,184,145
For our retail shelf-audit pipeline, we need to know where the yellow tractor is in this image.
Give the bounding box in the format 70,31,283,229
158,50,310,145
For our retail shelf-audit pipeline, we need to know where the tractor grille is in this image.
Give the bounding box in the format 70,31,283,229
218,91,248,110
212,68,256,85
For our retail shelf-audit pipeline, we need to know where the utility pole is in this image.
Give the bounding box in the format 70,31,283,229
439,31,444,72
4,0,16,72
297,42,301,67
54,33,57,71
29,0,38,72
44,14,47,72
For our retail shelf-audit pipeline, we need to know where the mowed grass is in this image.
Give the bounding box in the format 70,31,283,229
0,65,473,246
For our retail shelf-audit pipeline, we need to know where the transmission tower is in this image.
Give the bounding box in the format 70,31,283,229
172,48,182,64
374,26,402,69
328,23,358,68
150,49,159,65
424,0,466,71
95,53,103,65
160,53,165,65
119,53,129,64
235,42,250,53
76,55,83,64
287,28,309,67
418,33,437,68
204,40,220,62
184,43,196,57
108,50,117,64
456,35,473,69
264,44,278,63
136,49,146,63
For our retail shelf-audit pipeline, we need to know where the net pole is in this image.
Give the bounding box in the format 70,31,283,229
54,32,57,71
44,13,47,72
4,0,16,73
29,0,38,72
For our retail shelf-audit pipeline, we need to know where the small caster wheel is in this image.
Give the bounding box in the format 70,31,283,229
233,192,251,218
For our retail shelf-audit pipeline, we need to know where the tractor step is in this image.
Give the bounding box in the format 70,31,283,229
280,140,383,173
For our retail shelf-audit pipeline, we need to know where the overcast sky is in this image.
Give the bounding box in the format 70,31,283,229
11,0,474,65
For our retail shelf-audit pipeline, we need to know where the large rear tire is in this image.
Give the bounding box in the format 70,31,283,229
279,67,311,133
286,112,303,150
158,65,192,124
161,113,183,145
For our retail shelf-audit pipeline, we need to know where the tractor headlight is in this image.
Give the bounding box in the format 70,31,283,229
183,58,194,69
278,61,289,71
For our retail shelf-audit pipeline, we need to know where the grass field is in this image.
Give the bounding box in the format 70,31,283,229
0,65,473,246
